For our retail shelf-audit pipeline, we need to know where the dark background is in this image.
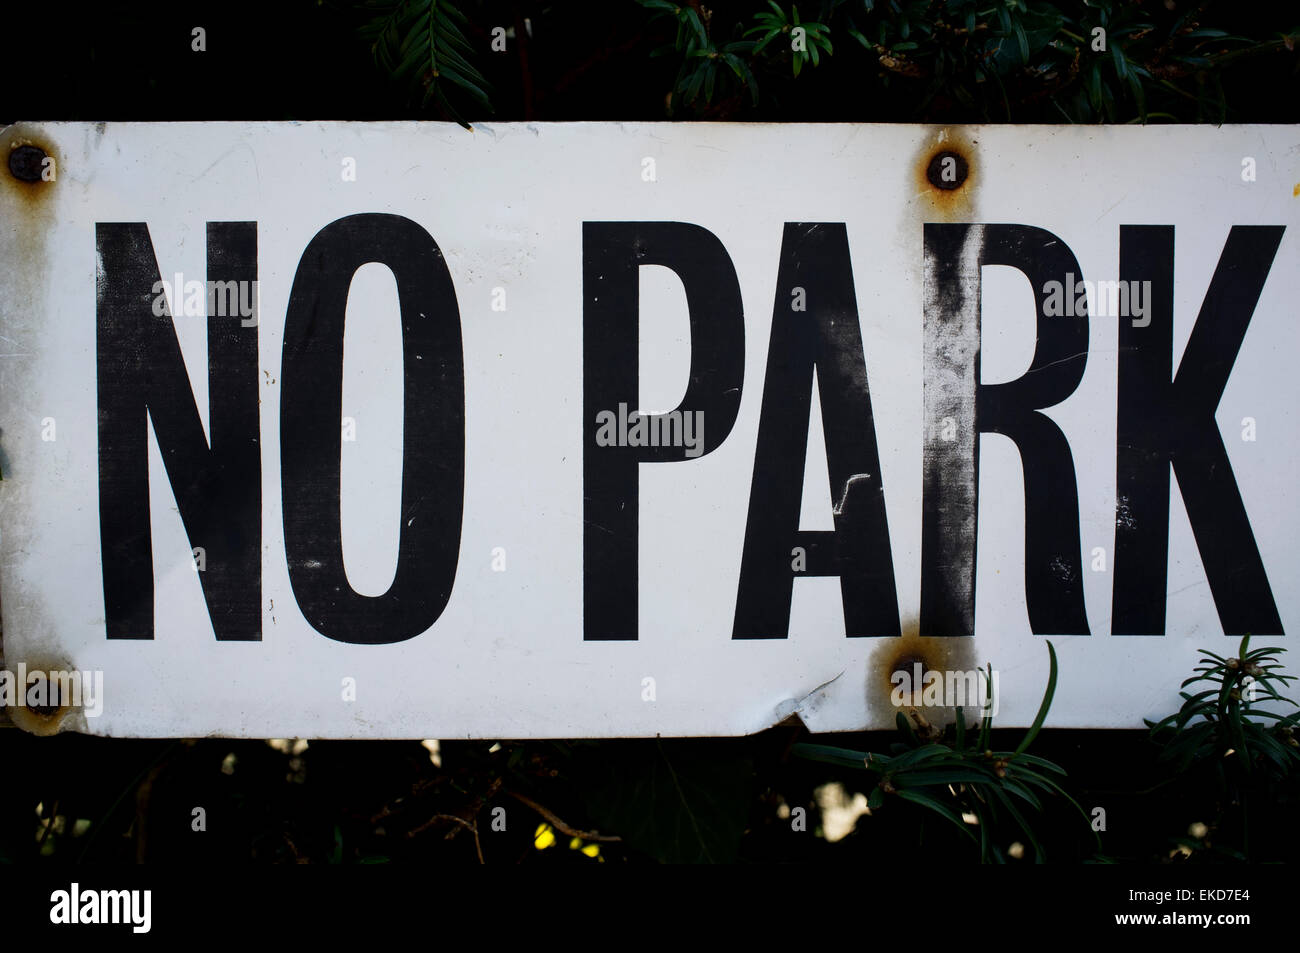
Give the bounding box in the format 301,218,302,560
3,0,1298,123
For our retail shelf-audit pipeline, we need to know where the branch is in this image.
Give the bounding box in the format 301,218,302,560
505,788,622,842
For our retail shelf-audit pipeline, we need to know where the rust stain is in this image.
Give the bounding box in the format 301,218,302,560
911,127,977,222
2,126,60,217
867,617,979,725
0,127,73,739
3,655,87,736
1293,182,1300,197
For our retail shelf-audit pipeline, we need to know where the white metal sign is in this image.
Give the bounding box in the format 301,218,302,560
0,121,1296,737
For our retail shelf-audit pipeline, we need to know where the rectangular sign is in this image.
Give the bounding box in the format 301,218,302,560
1,120,1296,738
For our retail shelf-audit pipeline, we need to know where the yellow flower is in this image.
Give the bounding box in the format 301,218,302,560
533,823,556,849
567,836,600,858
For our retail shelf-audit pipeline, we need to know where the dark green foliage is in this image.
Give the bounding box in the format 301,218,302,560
358,0,494,125
1146,635,1300,859
347,2,1297,124
637,0,762,108
793,642,1099,863
632,1,1298,121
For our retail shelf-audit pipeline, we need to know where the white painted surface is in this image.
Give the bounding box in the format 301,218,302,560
0,121,1296,737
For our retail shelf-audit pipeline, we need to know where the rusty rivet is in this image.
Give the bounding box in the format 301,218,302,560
8,144,47,183
890,654,926,679
926,150,969,191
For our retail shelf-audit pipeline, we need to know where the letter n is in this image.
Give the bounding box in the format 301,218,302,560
97,222,261,640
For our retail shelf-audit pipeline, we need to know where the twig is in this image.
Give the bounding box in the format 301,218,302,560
408,812,474,837
505,788,622,842
407,812,485,863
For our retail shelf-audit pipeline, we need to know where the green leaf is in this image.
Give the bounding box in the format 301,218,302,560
1243,646,1286,661
682,62,706,101
896,710,920,746
727,54,760,103
433,38,480,76
1111,41,1129,82
429,82,470,129
883,743,950,771
437,63,492,109
1013,641,1057,757
395,34,428,79
977,703,993,752
684,7,707,43
1086,62,1103,111
750,29,782,54
894,767,994,787
895,789,978,842
989,787,1043,860
791,743,872,770
1001,779,1044,811
1009,752,1067,774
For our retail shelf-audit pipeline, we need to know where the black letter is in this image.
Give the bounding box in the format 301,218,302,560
1113,225,1285,635
97,222,260,640
583,222,744,640
733,223,900,639
921,224,1090,637
281,214,464,644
